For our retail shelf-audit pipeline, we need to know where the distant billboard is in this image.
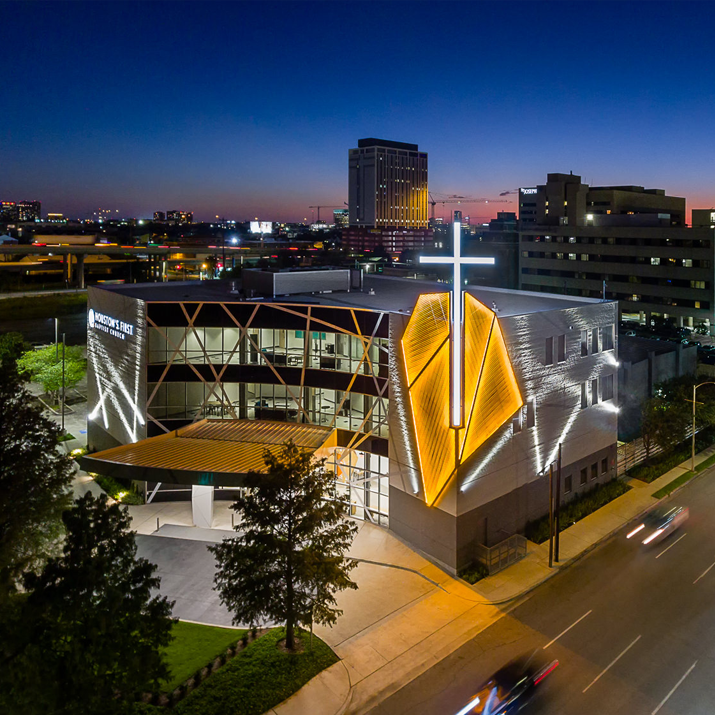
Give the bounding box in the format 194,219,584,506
250,221,273,234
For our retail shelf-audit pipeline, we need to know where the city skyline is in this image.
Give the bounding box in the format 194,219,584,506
3,0,715,222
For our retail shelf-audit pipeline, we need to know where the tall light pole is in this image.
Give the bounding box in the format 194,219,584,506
691,381,715,471
61,332,66,434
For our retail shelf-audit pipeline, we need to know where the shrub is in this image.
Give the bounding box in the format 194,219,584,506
92,473,144,505
459,562,489,584
525,478,631,544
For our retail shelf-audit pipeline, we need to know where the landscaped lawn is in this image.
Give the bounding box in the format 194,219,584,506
162,621,247,691
171,627,338,715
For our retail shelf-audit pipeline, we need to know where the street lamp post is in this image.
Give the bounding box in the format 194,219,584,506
691,381,715,472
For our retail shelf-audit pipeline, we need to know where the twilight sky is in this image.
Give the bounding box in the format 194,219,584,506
2,0,715,222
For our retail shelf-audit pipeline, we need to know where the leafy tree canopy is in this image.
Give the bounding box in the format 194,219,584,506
0,364,74,601
17,343,86,397
0,493,175,715
210,440,358,650
0,331,30,370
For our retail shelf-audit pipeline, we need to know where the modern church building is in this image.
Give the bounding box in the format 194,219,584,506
82,266,618,573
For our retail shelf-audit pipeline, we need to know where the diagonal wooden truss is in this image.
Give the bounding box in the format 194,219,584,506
145,302,390,500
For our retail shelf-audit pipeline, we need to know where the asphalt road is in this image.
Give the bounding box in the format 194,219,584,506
0,313,87,344
371,467,715,715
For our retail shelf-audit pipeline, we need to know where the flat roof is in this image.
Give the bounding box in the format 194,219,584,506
619,335,696,364
95,274,607,318
80,419,335,487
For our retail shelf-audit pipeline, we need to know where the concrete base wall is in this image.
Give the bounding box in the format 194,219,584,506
390,442,617,573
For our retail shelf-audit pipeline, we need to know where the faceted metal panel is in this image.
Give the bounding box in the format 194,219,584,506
402,293,450,386
402,292,523,506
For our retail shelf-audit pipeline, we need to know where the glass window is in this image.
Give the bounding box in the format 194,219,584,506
564,475,572,494
601,325,614,351
601,457,608,474
601,373,614,401
526,399,535,428
545,336,553,365
581,330,588,357
581,382,588,409
557,334,566,362
580,468,588,485
591,328,599,354
591,463,598,480
591,378,599,405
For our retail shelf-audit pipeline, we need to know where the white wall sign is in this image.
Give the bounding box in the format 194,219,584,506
520,188,537,195
88,308,134,341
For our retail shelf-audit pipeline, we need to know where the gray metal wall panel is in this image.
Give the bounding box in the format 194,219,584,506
86,286,147,450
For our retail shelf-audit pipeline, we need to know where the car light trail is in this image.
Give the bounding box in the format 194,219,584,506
534,659,559,685
627,524,645,539
642,528,664,545
454,695,480,715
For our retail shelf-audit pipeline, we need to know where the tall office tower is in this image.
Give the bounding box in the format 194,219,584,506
348,138,428,228
17,200,41,221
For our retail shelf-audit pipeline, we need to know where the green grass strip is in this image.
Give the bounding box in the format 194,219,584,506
162,621,247,692
172,627,338,715
651,452,715,499
0,292,87,321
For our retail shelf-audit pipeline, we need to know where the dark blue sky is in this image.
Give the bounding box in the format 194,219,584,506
2,1,715,221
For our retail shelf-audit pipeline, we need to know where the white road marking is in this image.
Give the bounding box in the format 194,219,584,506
582,635,641,693
693,560,715,584
543,610,593,650
651,661,697,714
656,533,687,559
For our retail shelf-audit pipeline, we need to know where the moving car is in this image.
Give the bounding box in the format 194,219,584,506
626,506,689,546
455,653,559,714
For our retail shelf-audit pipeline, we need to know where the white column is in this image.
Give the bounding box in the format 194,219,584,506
191,485,214,528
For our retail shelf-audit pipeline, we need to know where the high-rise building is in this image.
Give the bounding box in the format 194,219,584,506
348,138,428,229
167,210,193,224
154,211,166,222
17,200,41,221
519,173,685,227
519,172,712,331
0,202,18,222
333,208,349,228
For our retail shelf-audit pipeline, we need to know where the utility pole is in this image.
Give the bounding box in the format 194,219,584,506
548,463,554,568
555,443,562,563
61,333,66,434
54,317,59,361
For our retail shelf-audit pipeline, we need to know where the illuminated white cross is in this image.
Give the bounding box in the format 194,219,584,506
419,222,495,428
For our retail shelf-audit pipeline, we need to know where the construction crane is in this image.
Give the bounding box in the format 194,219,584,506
428,193,510,221
308,205,344,222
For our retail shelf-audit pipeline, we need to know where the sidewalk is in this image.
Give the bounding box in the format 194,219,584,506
269,445,715,715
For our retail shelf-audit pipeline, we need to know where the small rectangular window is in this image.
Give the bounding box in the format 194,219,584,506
512,412,522,434
581,330,588,357
601,373,614,401
564,475,572,494
591,378,599,405
580,468,588,485
591,328,599,354
557,334,566,362
591,463,598,480
545,337,553,365
601,457,608,474
526,399,535,428
601,325,614,351
581,382,588,409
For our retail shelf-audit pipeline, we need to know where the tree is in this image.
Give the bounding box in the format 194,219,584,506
210,440,358,651
0,364,74,602
0,493,175,715
641,397,689,457
17,343,86,405
0,331,30,370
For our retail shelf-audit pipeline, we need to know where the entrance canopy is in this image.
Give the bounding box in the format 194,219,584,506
80,419,337,487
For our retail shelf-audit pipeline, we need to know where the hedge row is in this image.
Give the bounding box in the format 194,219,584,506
525,478,631,544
